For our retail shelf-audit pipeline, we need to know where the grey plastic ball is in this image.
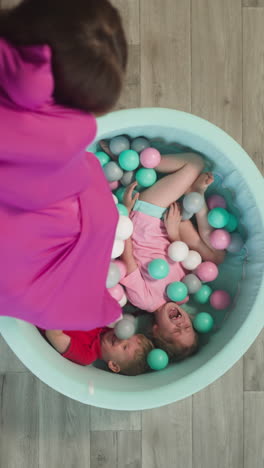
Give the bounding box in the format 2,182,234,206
109,136,130,155
103,161,124,182
131,137,149,153
226,232,244,253
106,262,121,288
182,274,202,293
182,209,193,220
120,171,135,186
183,192,204,214
114,318,136,340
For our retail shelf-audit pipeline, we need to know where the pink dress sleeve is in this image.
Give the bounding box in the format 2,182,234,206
120,268,157,312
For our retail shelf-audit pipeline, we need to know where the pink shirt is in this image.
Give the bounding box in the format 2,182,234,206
120,211,188,312
0,39,121,330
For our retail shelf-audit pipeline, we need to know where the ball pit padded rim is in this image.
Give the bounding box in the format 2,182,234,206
1,107,264,410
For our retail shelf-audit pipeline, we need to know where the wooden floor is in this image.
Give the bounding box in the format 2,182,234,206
0,0,264,467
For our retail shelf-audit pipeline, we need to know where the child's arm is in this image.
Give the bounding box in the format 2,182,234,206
45,330,71,354
121,237,138,275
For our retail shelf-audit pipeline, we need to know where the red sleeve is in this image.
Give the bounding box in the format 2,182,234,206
61,327,109,365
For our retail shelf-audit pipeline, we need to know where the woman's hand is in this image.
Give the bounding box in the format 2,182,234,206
123,182,140,214
164,202,182,243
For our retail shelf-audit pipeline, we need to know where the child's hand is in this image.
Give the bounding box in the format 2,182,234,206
164,202,182,242
123,182,140,214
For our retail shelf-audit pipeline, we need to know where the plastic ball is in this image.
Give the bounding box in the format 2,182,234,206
166,281,188,302
183,192,204,214
182,209,193,220
209,229,231,250
168,241,189,262
115,186,127,203
182,274,202,294
148,259,170,279
123,313,136,323
193,285,212,304
210,290,231,310
106,262,121,288
207,194,227,210
225,213,238,233
109,284,124,302
140,148,161,168
131,137,149,153
226,233,244,253
115,318,136,339
113,259,127,280
116,203,128,216
147,349,169,371
109,180,119,191
136,168,157,187
119,293,127,307
181,250,202,270
196,261,218,282
112,194,118,204
109,135,130,155
193,312,214,333
207,207,230,228
119,149,140,171
120,171,135,186
111,239,125,259
104,161,123,182
115,216,133,241
95,151,110,166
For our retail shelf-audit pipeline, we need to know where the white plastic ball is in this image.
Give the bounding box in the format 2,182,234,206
115,318,136,339
168,241,189,262
112,194,118,204
181,250,202,270
119,293,128,307
182,209,193,220
110,135,130,155
111,239,125,259
115,215,134,241
103,161,123,182
182,274,202,293
183,192,204,214
106,262,121,288
120,171,135,186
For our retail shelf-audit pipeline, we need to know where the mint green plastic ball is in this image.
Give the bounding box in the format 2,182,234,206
148,259,170,279
119,150,140,171
166,281,188,302
207,207,230,228
115,187,127,203
193,312,214,333
225,213,238,232
147,349,169,371
136,168,157,187
193,285,212,304
95,151,110,167
116,203,128,216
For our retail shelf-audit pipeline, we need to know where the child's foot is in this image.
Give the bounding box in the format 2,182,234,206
191,172,214,195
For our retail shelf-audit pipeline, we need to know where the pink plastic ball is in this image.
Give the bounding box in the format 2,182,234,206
109,283,124,301
140,148,161,168
209,229,231,250
210,290,231,309
109,180,119,191
207,194,227,210
114,260,127,280
196,261,219,282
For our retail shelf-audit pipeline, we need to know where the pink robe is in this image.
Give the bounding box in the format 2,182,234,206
0,39,121,330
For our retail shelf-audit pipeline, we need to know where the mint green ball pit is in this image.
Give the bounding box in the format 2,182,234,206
1,108,264,411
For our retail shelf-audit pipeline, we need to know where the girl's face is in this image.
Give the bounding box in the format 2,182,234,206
153,302,196,349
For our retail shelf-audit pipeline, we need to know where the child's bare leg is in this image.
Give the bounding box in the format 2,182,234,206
189,172,215,248
139,153,205,207
179,219,225,265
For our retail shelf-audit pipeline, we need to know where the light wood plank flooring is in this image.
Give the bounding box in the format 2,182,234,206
0,0,264,467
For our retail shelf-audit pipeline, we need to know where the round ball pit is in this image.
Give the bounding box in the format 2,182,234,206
1,108,264,411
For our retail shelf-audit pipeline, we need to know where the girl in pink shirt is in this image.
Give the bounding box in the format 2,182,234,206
119,153,225,359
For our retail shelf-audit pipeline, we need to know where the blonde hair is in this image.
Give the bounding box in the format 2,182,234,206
120,334,154,376
152,331,200,362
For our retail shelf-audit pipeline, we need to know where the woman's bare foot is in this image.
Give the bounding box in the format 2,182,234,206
191,172,214,195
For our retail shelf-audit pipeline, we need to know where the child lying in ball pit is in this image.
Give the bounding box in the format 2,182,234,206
42,327,154,376
117,151,226,360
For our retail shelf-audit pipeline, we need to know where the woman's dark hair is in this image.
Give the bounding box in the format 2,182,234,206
0,0,128,114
